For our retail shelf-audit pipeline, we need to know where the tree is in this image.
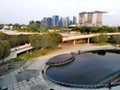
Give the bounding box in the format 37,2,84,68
0,40,10,64
8,35,18,48
8,35,29,48
91,35,99,43
28,20,41,32
12,23,21,30
29,32,62,49
49,32,62,47
41,33,51,49
19,27,30,32
17,34,29,45
36,21,41,28
29,20,35,24
0,32,8,40
99,34,108,43
29,34,42,49
110,35,120,43
38,26,48,33
0,24,4,29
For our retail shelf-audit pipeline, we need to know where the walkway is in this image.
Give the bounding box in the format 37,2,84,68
0,44,33,63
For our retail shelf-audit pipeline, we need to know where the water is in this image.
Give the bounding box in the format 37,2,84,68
46,50,120,85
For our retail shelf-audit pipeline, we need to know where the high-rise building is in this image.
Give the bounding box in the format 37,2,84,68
79,12,86,26
62,18,66,27
86,12,93,26
79,11,107,26
52,15,59,26
41,17,48,26
65,17,69,27
95,12,103,26
73,16,77,25
47,17,53,26
41,17,53,26
59,17,63,26
69,20,73,25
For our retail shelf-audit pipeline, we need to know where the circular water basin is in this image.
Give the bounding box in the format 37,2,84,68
46,49,120,88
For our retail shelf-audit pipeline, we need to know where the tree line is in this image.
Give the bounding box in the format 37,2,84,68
71,26,120,33
5,21,48,33
1,21,120,33
91,34,120,44
0,32,62,63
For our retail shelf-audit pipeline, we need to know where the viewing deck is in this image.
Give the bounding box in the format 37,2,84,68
46,53,75,66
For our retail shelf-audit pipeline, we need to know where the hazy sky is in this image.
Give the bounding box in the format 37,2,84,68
0,0,120,25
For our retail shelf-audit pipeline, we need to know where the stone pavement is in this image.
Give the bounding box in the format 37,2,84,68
1,44,120,90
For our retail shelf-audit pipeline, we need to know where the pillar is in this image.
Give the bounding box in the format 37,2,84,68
73,40,76,45
86,12,93,26
96,13,103,26
87,38,90,44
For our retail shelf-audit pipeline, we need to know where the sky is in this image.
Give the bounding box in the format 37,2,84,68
0,0,120,26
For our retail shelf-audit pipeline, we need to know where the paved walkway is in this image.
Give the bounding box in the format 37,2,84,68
1,44,120,90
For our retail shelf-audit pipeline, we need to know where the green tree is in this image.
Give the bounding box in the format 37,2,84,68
19,27,30,32
36,21,41,28
12,23,21,31
41,33,51,49
0,32,7,40
110,35,120,43
17,34,29,45
38,27,48,33
29,32,62,49
49,32,62,47
99,34,108,43
8,35,18,48
29,34,42,49
28,20,41,32
29,20,35,24
0,40,10,63
0,26,3,29
91,35,99,43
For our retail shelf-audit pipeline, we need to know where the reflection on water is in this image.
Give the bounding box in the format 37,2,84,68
46,50,120,85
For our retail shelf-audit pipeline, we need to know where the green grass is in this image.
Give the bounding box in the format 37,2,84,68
92,42,112,46
9,48,59,63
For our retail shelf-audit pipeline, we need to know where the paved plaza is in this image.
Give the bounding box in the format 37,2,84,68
1,44,120,90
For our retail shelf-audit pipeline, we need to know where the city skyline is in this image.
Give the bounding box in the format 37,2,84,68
41,15,77,27
0,0,120,26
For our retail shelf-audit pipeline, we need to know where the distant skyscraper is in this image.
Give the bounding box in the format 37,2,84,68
52,15,59,26
59,17,63,26
47,17,53,26
65,17,69,27
96,12,103,26
41,17,48,26
79,12,86,26
62,18,66,27
79,11,107,26
41,17,53,26
69,20,73,25
73,16,77,25
86,12,93,26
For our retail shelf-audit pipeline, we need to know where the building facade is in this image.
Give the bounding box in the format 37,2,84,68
52,15,59,26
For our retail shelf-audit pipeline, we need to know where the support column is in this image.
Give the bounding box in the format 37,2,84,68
87,38,90,44
73,40,76,45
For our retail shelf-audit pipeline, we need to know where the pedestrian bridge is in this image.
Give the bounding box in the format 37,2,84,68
62,33,120,45
0,44,33,63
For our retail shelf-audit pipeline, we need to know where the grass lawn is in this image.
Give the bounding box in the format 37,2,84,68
8,47,60,63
